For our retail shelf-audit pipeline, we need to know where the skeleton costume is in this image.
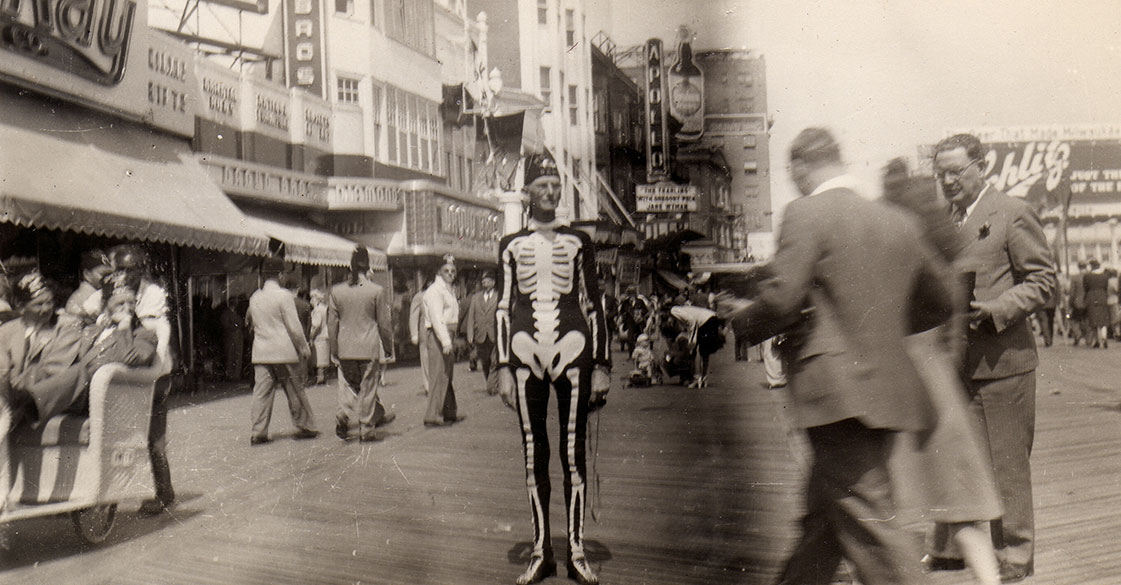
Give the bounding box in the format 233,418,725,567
497,154,610,585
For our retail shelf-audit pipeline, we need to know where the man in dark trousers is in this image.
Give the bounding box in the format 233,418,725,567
719,127,953,585
328,246,395,442
927,133,1056,583
464,271,499,395
496,153,611,585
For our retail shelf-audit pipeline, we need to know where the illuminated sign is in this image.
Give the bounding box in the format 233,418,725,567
0,0,137,86
644,38,670,183
636,183,698,212
284,0,324,99
0,2,194,137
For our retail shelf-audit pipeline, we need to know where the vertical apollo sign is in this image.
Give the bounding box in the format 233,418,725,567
283,0,325,99
644,38,670,183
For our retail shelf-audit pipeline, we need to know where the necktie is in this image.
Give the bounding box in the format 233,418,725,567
951,205,966,230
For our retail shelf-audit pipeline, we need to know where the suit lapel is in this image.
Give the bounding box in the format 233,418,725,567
961,185,1000,240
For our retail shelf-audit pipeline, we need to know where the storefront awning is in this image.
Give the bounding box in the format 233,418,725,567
241,208,387,270
0,122,270,256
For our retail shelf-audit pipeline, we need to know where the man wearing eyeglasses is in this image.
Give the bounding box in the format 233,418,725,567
926,133,1055,583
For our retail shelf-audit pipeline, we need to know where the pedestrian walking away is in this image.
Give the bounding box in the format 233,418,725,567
328,246,396,442
245,256,318,446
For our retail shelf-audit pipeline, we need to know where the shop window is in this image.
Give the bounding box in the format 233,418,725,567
537,0,547,25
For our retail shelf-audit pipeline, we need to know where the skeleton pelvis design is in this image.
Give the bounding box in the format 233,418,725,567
511,330,587,380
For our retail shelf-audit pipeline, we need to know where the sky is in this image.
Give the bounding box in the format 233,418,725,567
592,0,1121,253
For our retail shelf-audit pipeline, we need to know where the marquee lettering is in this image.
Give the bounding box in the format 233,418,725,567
0,0,136,85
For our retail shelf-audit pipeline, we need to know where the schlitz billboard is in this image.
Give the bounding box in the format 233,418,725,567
927,127,1121,218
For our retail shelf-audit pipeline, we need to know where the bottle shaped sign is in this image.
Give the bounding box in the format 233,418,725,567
668,26,704,142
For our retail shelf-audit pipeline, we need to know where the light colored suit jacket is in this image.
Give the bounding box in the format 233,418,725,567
955,185,1056,380
732,187,953,432
0,316,84,420
464,289,498,344
247,280,308,364
327,275,391,361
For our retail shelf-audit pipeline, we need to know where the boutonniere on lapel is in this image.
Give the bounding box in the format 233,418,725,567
978,222,991,240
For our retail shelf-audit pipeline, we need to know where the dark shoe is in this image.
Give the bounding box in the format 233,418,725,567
137,497,174,516
999,562,1033,583
424,418,449,428
515,554,556,585
250,435,270,446
336,420,350,440
293,429,320,440
376,411,397,426
921,555,966,572
567,555,599,585
447,414,466,424
358,431,381,442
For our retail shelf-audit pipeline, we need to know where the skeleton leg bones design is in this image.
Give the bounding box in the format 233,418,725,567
514,363,598,585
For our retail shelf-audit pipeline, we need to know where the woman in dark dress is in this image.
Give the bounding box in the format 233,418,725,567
1083,259,1111,348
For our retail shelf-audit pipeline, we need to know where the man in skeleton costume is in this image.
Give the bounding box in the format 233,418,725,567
496,153,611,585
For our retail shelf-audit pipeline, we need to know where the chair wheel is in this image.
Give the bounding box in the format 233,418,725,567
71,503,117,544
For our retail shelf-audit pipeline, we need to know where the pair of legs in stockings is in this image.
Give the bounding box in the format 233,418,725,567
513,365,598,585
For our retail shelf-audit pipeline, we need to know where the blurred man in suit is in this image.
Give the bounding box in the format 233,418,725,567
928,133,1056,583
329,246,395,442
1069,260,1088,345
464,271,499,394
246,257,317,445
719,127,953,585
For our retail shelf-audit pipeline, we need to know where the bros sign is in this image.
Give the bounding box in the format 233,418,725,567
284,0,324,98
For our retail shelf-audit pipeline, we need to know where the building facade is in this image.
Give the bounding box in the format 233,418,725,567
471,0,598,221
696,50,769,261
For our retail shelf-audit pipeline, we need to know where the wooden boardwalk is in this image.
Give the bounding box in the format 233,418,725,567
2,344,1121,584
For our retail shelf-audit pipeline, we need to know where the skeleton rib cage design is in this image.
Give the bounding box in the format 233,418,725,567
496,225,609,378
495,224,609,568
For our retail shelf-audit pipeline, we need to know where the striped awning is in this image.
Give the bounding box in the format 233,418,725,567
0,122,270,256
240,208,387,270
